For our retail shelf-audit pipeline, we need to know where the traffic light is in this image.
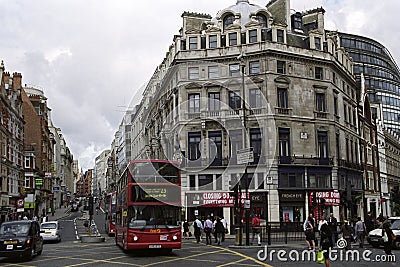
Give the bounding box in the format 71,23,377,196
391,186,400,205
312,192,317,206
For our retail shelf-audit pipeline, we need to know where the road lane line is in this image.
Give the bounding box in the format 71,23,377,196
216,257,247,267
213,245,272,267
142,249,221,266
63,256,142,267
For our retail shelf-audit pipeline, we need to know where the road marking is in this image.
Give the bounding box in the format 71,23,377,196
217,257,247,266
141,249,221,266
63,255,141,267
73,218,79,240
214,246,272,267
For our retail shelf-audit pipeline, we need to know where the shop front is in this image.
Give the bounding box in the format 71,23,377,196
309,191,340,220
279,191,305,223
186,192,234,222
250,191,268,223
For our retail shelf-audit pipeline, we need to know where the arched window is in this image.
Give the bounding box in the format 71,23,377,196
223,14,235,31
256,14,267,28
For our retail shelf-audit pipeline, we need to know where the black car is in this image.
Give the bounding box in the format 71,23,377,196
0,220,43,260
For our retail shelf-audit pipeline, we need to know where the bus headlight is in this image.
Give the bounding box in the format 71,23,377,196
172,235,178,241
133,236,138,241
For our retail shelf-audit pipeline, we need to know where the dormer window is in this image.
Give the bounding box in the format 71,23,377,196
189,37,198,50
291,12,303,31
277,29,284,43
315,37,321,50
256,14,267,28
223,14,235,31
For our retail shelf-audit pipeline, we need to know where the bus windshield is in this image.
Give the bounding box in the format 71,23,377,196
130,162,179,184
127,206,180,229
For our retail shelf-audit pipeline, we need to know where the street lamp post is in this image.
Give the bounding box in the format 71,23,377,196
240,54,250,246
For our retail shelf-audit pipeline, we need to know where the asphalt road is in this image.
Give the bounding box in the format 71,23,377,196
0,210,398,266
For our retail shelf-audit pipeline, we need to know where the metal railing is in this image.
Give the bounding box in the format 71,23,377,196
232,222,307,244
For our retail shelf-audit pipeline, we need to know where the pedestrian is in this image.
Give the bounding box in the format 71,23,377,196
193,216,203,243
318,217,327,232
304,215,316,250
212,217,218,243
203,215,213,245
328,213,338,246
364,211,373,232
319,222,333,267
354,217,367,248
221,216,228,242
251,214,261,246
183,220,190,239
382,222,395,255
214,217,225,245
339,220,352,250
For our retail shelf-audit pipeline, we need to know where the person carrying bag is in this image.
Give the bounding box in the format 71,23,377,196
382,222,395,255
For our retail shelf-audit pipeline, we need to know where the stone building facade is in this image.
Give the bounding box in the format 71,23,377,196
129,0,372,226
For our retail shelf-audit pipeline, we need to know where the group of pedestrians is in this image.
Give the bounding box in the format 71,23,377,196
304,211,396,267
187,215,228,245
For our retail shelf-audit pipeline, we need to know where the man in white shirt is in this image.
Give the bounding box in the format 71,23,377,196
221,217,228,242
203,216,213,245
193,216,203,243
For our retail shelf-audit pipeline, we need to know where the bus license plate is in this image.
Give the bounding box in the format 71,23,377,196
160,235,168,241
149,244,162,249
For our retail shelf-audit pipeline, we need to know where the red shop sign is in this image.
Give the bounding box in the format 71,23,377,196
309,191,341,206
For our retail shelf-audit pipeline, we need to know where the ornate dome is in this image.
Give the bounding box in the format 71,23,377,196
212,0,267,31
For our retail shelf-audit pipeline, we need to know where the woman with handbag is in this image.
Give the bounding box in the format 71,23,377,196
382,222,395,255
304,216,316,250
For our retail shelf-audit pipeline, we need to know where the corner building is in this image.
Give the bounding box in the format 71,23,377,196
138,0,369,227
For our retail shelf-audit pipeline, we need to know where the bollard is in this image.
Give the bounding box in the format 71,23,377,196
267,225,271,245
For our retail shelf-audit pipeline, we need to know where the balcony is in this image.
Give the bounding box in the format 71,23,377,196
275,107,291,115
184,108,268,121
279,155,333,166
338,159,364,171
314,111,328,119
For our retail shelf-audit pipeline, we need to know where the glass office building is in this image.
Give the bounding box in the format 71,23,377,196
339,33,400,135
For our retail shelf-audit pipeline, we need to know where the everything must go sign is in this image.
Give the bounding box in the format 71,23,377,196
309,191,341,206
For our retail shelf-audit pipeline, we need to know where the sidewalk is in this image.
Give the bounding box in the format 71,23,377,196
46,206,71,221
185,233,306,249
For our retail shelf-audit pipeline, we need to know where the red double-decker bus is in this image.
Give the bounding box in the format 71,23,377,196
104,191,116,236
114,159,181,252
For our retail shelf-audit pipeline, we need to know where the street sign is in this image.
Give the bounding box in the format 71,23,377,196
237,147,254,164
244,199,250,209
17,199,24,208
35,178,43,186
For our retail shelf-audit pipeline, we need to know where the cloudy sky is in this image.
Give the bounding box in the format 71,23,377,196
1,0,399,170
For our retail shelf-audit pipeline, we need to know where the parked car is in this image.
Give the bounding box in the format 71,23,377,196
0,220,43,260
367,216,400,248
40,221,61,242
